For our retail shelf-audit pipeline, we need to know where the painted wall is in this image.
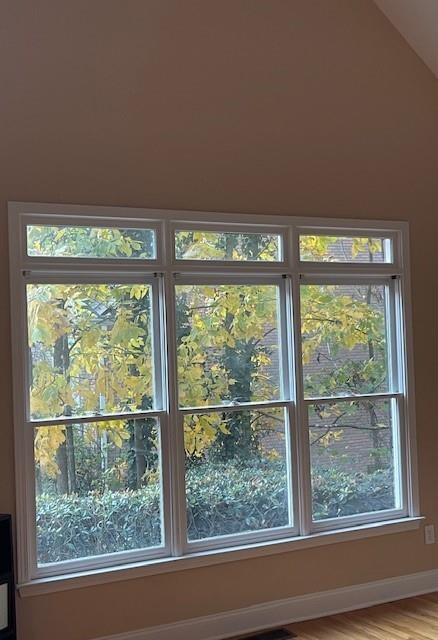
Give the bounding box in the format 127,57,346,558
1,1,438,638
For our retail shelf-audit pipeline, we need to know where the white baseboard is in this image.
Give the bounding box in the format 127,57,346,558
95,568,438,640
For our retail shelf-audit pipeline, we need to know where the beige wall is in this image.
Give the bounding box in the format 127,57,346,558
1,1,438,638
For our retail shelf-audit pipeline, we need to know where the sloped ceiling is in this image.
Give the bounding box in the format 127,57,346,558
375,0,438,78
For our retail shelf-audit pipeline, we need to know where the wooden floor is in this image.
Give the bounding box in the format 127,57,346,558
287,593,438,639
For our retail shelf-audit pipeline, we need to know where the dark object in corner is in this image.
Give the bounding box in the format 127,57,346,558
237,629,296,639
0,515,16,640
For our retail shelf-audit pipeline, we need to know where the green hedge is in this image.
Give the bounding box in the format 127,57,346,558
36,463,394,564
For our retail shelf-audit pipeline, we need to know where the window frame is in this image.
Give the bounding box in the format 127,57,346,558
23,213,164,267
298,274,408,533
171,221,288,266
173,274,299,553
20,272,172,578
8,202,419,588
296,225,401,268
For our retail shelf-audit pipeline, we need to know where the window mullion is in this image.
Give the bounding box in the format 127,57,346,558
279,276,299,532
392,396,406,513
163,267,187,557
17,271,38,582
151,276,165,411
24,414,38,581
396,273,419,517
152,274,172,556
387,278,408,515
290,273,312,537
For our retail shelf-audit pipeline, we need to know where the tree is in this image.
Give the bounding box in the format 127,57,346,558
29,227,156,493
29,227,389,499
300,238,390,476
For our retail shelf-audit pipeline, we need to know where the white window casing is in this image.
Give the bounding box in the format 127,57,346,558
8,202,420,593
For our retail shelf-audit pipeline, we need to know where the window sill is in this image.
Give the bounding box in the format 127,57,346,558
18,517,423,597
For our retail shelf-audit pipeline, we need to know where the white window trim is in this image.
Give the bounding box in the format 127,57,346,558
18,517,423,597
8,202,420,592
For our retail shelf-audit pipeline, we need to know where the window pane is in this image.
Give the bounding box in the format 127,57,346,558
175,230,281,261
175,284,282,407
35,418,162,564
309,399,398,521
27,225,156,259
299,235,391,263
184,408,291,541
27,283,155,419
301,284,389,398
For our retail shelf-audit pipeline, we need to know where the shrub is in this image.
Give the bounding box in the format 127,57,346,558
36,462,394,564
186,461,289,541
312,467,394,520
37,485,161,563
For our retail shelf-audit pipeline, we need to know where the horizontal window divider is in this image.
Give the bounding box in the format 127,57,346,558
21,211,164,229
179,400,291,415
304,392,402,404
172,271,288,283
11,202,409,232
311,508,408,533
185,524,298,553
172,258,288,273
298,269,403,281
296,223,403,234
170,220,289,234
35,545,170,580
28,410,167,428
23,268,404,281
22,270,162,284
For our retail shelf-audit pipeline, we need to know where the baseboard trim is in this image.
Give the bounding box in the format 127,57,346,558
95,568,438,640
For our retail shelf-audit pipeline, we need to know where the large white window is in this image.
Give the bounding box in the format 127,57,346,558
8,204,419,586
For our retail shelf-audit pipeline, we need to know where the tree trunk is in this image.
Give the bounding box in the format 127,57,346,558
366,249,383,472
56,441,69,494
54,314,77,493
65,424,77,493
134,421,146,488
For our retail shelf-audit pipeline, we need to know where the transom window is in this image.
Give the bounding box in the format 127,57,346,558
8,204,417,583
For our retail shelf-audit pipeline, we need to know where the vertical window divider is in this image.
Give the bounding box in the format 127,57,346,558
386,277,406,513
281,275,300,532
153,274,172,555
395,273,419,517
392,395,406,514
290,271,312,536
386,277,400,394
19,270,39,582
162,224,187,557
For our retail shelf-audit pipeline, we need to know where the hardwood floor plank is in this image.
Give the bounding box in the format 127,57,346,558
286,592,438,639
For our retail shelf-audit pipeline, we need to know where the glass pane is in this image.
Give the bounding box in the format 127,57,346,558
299,235,391,263
35,418,162,564
309,399,398,521
184,408,291,541
27,283,155,419
27,225,156,259
301,284,389,398
176,284,282,407
175,230,281,261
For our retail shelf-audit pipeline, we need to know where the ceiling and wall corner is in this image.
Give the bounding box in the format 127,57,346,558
374,0,438,79
1,2,438,639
